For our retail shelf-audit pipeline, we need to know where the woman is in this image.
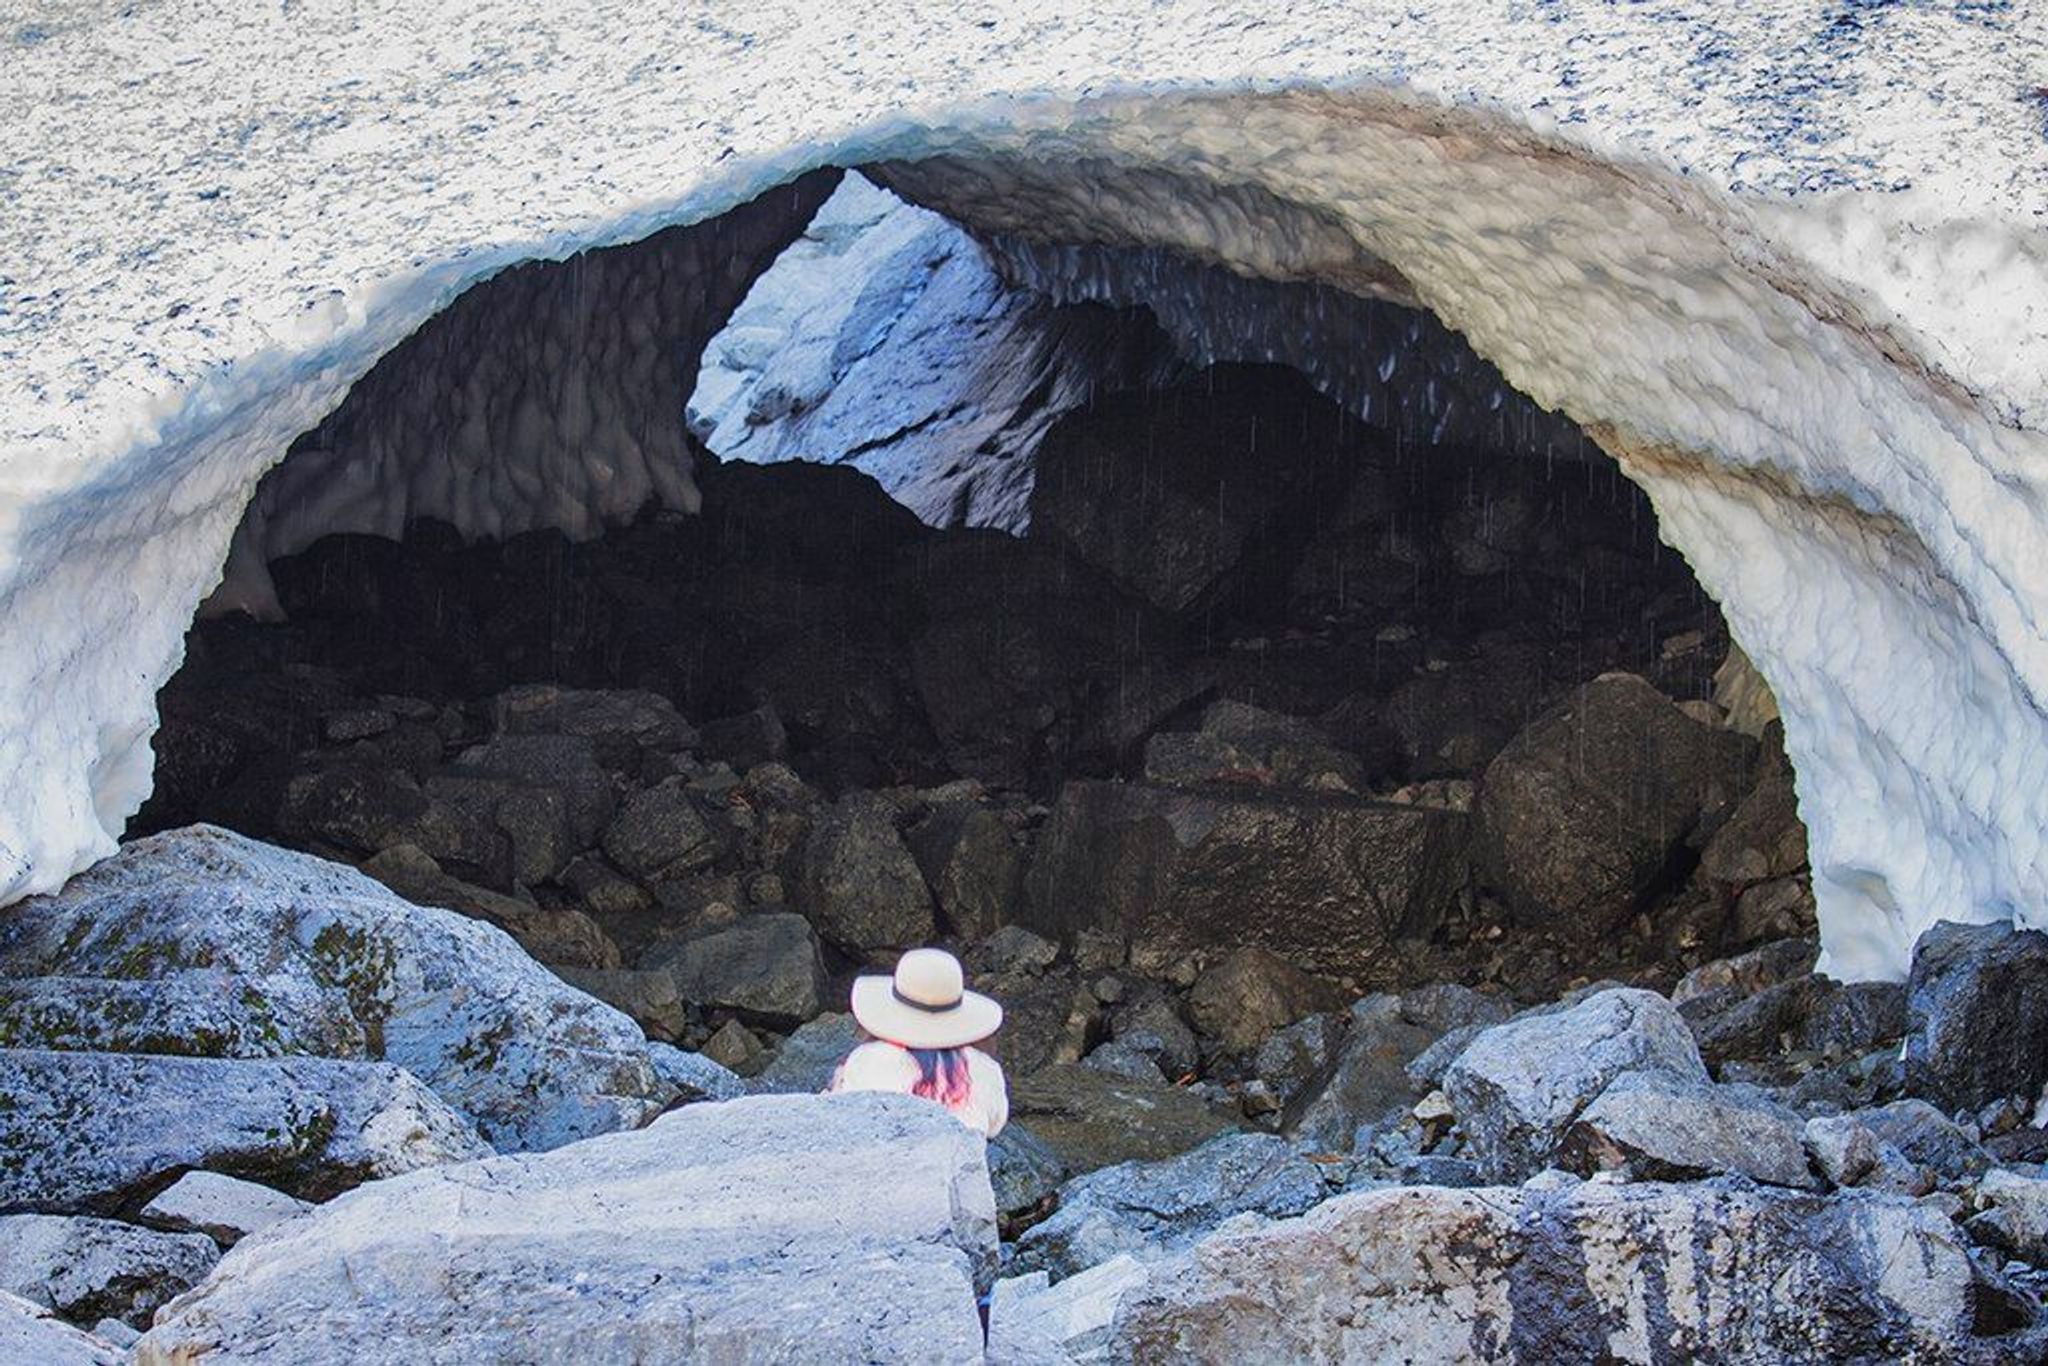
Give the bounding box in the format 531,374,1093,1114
827,947,1009,1137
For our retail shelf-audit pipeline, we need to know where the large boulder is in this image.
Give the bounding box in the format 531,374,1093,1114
0,970,365,1060
0,827,668,1151
0,1290,121,1366
1143,701,1365,796
1473,674,1753,942
750,1013,863,1094
1185,946,1345,1056
1013,1132,1325,1281
1442,988,1709,1181
1558,1071,1816,1188
135,1095,996,1364
1009,1065,1239,1174
0,1049,488,1215
1285,987,1511,1152
358,842,619,969
797,793,936,958
1904,919,2048,1114
644,912,826,1026
1025,780,1468,984
599,776,724,883
1083,1181,2033,1362
0,1216,218,1329
489,684,696,774
905,798,1025,941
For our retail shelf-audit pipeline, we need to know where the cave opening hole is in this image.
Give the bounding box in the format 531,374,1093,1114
137,167,1810,1070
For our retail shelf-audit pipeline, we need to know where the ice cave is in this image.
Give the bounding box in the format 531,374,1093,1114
5,1,2048,1360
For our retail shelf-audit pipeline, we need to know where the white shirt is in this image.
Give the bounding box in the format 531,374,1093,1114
827,1041,1009,1138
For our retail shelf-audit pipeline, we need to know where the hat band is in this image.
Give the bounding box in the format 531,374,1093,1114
892,984,964,1014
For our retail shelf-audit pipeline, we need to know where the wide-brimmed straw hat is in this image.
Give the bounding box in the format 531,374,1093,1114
850,948,1003,1050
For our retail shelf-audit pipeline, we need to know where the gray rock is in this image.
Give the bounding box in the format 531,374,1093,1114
0,1290,121,1365
1081,1039,1167,1084
1110,994,1199,1079
700,1018,767,1075
1393,1154,1482,1187
0,1049,487,1215
1027,779,1468,984
549,966,687,1039
907,801,1025,941
1284,994,1438,1152
1142,700,1365,795
970,924,1059,978
451,733,616,846
361,843,620,970
1442,987,1709,1182
1009,1065,1239,1175
1094,1181,2024,1362
752,1013,862,1094
1559,1072,1816,1188
136,1094,996,1365
1803,1114,1885,1189
1671,937,1818,1005
798,792,936,958
643,1043,746,1103
0,1215,218,1328
987,1255,1150,1366
0,970,365,1060
1473,674,1753,946
1251,1013,1343,1108
139,1172,311,1248
1969,1168,2048,1263
557,853,651,917
1402,1022,1488,1094
1185,946,1344,1056
0,827,665,1151
490,684,696,772
1015,1132,1324,1281
600,776,723,882
983,970,1099,1078
1905,919,2048,1115
989,1123,1069,1223
646,912,825,1026
1684,974,1906,1068
1856,1099,1991,1184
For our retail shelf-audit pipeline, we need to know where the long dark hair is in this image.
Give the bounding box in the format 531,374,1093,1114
908,1047,973,1107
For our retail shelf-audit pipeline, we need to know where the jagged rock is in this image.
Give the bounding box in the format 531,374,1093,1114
600,776,723,882
1109,993,1200,1078
0,1290,122,1365
557,853,651,918
1026,779,1467,982
450,734,616,847
987,1255,1151,1366
907,800,1024,941
1904,919,2048,1115
1698,761,1807,885
1251,1013,1344,1109
1082,1039,1167,1083
700,1018,767,1074
1473,674,1753,943
1803,1113,1886,1189
550,966,687,1039
1014,1132,1324,1281
1855,1099,1991,1184
645,912,825,1026
1284,994,1438,1152
1558,1072,1816,1188
1969,1169,2048,1263
1683,973,1906,1068
361,842,621,969
1088,1181,2029,1362
136,1095,996,1364
490,684,695,773
696,704,789,771
0,1049,488,1215
644,1043,746,1104
797,792,936,958
989,1124,1069,1224
0,970,365,1060
1671,937,1817,1004
985,970,1098,1077
139,1172,311,1248
0,1216,218,1328
1443,988,1709,1182
752,1013,862,1094
1185,946,1345,1056
1009,1065,1238,1175
0,828,666,1151
969,924,1059,978
1142,701,1365,795
1733,874,1820,943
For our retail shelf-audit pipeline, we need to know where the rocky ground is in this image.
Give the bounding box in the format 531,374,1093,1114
5,359,2004,1358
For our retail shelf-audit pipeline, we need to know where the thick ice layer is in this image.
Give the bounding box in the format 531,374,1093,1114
2,2,2045,980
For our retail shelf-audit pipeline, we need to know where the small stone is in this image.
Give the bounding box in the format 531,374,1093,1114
970,925,1059,978
701,1019,766,1075
139,1172,311,1248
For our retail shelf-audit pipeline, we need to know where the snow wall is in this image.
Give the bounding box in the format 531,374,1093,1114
4,1,2046,983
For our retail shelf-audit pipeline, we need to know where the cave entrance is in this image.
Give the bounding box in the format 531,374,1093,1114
135,169,1811,1085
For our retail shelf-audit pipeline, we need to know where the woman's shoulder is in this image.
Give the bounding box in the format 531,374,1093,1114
964,1046,1006,1079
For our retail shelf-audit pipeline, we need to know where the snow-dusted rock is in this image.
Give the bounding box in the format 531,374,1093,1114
1089,1181,2032,1361
0,1216,218,1329
0,827,667,1151
1442,988,1709,1182
0,1290,121,1366
0,1049,487,1215
135,1094,996,1364
139,1173,312,1248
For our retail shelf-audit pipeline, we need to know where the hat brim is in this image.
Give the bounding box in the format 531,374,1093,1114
850,975,1004,1050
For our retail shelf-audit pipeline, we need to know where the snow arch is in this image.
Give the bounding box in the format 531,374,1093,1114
3,2,2044,983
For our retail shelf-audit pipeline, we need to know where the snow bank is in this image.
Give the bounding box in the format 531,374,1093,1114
3,1,2044,981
